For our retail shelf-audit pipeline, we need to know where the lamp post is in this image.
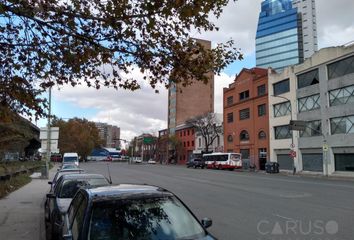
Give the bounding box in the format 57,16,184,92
271,94,296,174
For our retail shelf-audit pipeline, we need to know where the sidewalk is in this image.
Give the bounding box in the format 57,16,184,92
0,166,57,240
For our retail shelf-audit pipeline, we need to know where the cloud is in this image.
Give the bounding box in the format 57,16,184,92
214,73,235,114
51,68,168,141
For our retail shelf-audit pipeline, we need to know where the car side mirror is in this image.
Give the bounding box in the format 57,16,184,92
201,218,212,229
46,193,55,198
48,181,52,185
63,233,73,240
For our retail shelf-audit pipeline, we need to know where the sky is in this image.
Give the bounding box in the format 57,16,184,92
36,0,354,142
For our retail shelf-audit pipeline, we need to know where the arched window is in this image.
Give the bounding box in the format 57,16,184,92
259,131,266,140
240,130,249,141
227,135,233,142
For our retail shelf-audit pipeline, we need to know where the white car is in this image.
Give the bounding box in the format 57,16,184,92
132,157,142,164
148,159,156,164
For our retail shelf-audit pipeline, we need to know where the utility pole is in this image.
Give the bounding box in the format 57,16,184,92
45,87,52,179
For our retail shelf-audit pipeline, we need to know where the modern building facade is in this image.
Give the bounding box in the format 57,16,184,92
268,43,354,175
167,39,214,135
95,122,120,149
223,68,270,170
256,0,318,72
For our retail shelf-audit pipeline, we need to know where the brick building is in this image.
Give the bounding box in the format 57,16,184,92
156,129,169,164
167,39,214,135
175,124,195,164
223,68,269,170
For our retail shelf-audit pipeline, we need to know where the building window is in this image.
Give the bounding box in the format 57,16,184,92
180,131,182,137
273,101,291,117
329,85,354,106
240,149,250,159
297,69,319,89
192,141,194,147
191,129,194,135
274,125,292,139
184,131,186,136
258,104,266,116
335,154,354,172
217,136,220,146
183,142,186,147
330,115,354,135
257,84,266,96
187,141,190,147
198,138,201,147
258,131,266,140
259,148,267,158
187,130,190,135
239,90,250,101
227,135,233,142
328,55,354,80
227,96,234,106
227,112,234,123
273,79,290,95
300,120,322,137
239,108,250,120
298,94,320,112
240,130,249,141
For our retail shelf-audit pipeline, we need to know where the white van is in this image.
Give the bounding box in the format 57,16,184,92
62,152,79,166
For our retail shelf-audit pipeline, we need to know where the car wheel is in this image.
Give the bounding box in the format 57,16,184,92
218,165,223,170
193,165,197,169
201,166,205,169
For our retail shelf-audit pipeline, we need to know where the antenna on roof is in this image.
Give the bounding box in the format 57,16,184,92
106,163,112,184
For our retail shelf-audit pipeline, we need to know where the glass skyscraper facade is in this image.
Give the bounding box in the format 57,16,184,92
256,0,317,72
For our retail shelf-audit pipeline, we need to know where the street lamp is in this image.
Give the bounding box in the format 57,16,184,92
271,94,296,175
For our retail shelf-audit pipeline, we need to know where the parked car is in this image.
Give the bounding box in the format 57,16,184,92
61,184,215,240
62,152,79,167
148,159,156,164
45,174,110,240
51,153,63,162
187,158,206,169
132,157,142,164
49,168,85,192
58,164,78,171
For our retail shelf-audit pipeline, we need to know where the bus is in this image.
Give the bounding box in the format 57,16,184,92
203,152,242,170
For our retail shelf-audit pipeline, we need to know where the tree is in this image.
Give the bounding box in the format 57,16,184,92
168,135,182,163
0,0,242,120
51,117,103,160
186,113,222,153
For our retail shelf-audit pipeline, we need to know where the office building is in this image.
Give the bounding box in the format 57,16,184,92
223,68,269,170
268,43,354,175
167,39,214,135
256,0,318,71
95,122,120,149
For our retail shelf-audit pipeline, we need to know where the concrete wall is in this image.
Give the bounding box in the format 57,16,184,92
269,44,354,175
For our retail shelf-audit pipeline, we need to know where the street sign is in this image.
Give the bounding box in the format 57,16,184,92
289,120,307,131
290,143,295,148
289,150,296,158
323,144,329,152
143,137,154,144
40,127,59,140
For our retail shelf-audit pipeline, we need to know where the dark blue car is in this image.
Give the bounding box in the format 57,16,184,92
61,184,216,240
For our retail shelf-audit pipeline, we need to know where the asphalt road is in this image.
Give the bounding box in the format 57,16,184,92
80,162,354,240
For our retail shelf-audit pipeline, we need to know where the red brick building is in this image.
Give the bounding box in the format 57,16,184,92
175,124,195,164
223,68,269,170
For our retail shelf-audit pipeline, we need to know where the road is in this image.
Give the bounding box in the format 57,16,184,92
80,162,354,240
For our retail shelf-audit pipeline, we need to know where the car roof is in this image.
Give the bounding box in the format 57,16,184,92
60,173,106,180
84,184,174,202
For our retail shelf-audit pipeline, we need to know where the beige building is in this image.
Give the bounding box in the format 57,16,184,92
168,39,214,134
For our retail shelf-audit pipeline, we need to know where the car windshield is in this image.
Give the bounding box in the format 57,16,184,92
59,178,108,198
88,196,206,240
63,156,77,162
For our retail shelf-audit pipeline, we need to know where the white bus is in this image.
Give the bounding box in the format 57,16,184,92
203,152,242,170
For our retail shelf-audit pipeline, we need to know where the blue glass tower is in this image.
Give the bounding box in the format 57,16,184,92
256,0,303,71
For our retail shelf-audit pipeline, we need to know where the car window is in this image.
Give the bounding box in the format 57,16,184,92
68,192,84,225
59,178,108,198
53,176,64,195
88,196,206,240
71,195,88,240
